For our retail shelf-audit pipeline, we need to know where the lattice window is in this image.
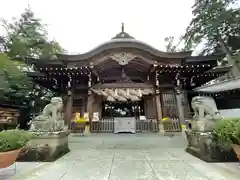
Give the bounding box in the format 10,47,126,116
162,91,178,118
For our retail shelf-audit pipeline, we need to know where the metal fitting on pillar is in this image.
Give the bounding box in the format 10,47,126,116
88,72,92,95
175,73,181,87
175,87,181,95
88,72,92,87
88,89,92,95
147,76,150,81
155,71,159,87
67,76,72,88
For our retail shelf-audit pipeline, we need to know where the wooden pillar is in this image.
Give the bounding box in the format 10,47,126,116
87,94,94,131
65,75,73,129
65,91,73,129
175,88,185,125
155,89,164,132
155,70,164,132
143,96,148,118
87,94,94,119
155,92,163,121
87,70,94,130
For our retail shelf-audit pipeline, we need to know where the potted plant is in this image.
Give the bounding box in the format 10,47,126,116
0,129,34,168
162,117,171,131
71,113,86,136
232,122,240,160
213,118,240,160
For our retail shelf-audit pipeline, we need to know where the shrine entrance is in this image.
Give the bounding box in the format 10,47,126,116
102,100,145,119
89,86,159,133
27,24,224,134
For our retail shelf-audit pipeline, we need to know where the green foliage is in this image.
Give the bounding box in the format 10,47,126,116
0,129,35,152
163,36,190,52
236,122,240,140
0,53,33,104
0,6,63,106
164,36,177,52
183,0,240,54
1,6,65,59
0,53,32,91
213,118,240,150
0,53,55,109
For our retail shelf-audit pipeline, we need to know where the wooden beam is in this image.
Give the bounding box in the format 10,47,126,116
102,76,146,82
91,69,100,77
75,85,89,90
150,64,157,73
89,62,100,79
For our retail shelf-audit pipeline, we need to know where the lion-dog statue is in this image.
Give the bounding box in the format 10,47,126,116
29,97,65,132
191,96,221,131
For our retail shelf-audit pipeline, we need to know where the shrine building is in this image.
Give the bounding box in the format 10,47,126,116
27,24,228,133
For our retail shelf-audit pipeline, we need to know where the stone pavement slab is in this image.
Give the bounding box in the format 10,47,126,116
10,134,240,180
0,162,45,180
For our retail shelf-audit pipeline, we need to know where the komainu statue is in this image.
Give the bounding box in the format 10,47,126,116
29,97,65,132
191,96,221,131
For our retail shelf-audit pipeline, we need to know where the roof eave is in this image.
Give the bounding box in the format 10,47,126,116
55,40,193,61
194,76,240,92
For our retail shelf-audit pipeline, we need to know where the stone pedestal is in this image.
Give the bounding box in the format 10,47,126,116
191,119,216,132
17,131,70,162
185,130,238,162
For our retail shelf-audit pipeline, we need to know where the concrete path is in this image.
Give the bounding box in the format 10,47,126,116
0,162,46,180
10,134,240,180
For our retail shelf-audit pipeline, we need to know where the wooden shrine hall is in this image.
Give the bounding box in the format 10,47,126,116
27,24,227,133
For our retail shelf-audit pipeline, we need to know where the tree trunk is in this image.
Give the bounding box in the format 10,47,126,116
218,37,240,77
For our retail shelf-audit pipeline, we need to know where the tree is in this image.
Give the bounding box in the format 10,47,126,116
0,53,55,115
0,36,7,52
164,36,190,52
1,6,65,59
183,0,240,77
164,36,177,52
183,0,240,54
0,53,32,102
0,6,64,104
0,7,63,128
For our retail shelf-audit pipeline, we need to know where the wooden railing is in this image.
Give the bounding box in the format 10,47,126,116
90,118,114,133
163,117,181,132
90,118,158,133
136,119,158,132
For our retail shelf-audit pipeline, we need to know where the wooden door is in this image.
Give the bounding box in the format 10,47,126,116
144,95,157,119
161,90,178,118
161,90,181,132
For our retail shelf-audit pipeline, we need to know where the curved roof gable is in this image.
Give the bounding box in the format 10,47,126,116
57,23,192,61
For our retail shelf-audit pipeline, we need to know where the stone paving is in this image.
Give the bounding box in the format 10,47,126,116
9,133,240,180
0,162,46,180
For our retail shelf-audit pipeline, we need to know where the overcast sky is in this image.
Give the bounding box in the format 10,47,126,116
0,0,194,54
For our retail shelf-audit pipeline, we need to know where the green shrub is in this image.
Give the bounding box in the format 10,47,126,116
0,129,35,152
236,122,240,140
213,118,240,150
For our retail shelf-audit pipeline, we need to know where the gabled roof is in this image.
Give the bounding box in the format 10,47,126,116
26,24,224,67
56,23,192,61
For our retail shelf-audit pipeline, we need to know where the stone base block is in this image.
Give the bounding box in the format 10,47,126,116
17,131,70,162
185,130,238,162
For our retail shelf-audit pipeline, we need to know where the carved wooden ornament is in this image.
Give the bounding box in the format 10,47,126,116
110,52,136,65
